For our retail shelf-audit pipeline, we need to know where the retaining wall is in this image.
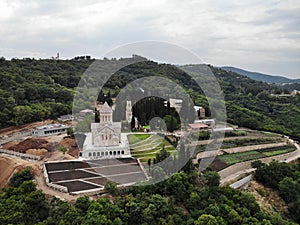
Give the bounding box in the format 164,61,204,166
43,163,68,193
0,149,41,160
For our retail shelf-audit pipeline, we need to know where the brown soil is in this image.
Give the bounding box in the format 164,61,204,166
26,148,48,156
6,138,57,153
60,136,79,158
0,156,25,189
2,140,18,149
246,180,288,214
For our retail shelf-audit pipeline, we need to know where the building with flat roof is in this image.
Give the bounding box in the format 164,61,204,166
189,123,209,131
32,124,71,136
194,119,215,128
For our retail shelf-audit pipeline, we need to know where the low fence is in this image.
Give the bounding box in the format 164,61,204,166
0,148,41,160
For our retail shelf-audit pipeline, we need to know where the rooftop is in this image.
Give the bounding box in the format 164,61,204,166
100,102,113,114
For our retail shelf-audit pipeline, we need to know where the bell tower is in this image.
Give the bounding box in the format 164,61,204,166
100,102,113,124
126,100,132,123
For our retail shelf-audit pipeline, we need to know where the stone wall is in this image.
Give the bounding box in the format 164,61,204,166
0,149,41,160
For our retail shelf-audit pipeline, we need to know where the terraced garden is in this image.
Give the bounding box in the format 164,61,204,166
195,137,283,153
128,134,176,162
207,144,296,171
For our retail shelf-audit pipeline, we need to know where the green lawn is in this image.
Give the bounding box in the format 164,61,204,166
129,134,176,162
127,134,151,145
262,149,292,157
218,155,241,165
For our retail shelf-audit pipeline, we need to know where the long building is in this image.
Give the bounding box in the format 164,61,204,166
32,124,71,136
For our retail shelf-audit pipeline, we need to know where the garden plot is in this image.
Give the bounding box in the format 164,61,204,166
44,157,148,194
204,144,296,171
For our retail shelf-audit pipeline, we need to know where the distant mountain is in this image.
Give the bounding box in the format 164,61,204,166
221,66,300,84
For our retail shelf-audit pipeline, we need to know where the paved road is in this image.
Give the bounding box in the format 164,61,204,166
220,137,300,185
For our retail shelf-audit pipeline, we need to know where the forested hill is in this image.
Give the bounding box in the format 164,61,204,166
0,57,299,140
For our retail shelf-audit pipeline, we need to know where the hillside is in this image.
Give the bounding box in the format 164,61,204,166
221,66,300,84
0,57,299,141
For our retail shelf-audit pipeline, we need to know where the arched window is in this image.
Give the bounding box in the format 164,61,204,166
88,152,92,157
109,151,112,155
117,151,120,155
121,150,124,155
93,152,96,156
101,152,104,156
97,152,100,156
113,151,116,155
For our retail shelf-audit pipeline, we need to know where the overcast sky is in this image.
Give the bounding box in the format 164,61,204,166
0,0,299,78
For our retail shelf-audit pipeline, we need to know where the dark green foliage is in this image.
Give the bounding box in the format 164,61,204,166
0,167,297,224
0,58,91,127
104,181,119,196
0,169,48,225
9,167,34,187
1,57,300,141
252,160,300,223
204,171,220,187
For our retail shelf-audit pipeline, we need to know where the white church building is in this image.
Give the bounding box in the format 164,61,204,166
81,102,131,159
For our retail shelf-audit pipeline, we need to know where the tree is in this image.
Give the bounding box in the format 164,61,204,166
131,115,135,130
155,145,170,163
94,108,100,123
58,145,68,156
148,158,152,172
163,115,179,133
74,196,91,215
204,171,220,187
279,177,300,203
104,181,119,196
67,127,74,137
195,214,219,225
9,167,34,187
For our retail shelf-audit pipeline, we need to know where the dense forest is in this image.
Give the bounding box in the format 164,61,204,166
252,159,300,223
0,165,298,224
0,57,299,140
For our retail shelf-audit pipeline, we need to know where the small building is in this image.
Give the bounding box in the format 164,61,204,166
213,127,234,133
291,90,300,96
79,109,94,116
194,106,205,118
58,114,74,122
189,123,209,131
164,98,183,112
194,119,215,128
32,124,71,136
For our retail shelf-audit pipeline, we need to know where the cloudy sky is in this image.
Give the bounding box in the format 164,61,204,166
0,0,299,78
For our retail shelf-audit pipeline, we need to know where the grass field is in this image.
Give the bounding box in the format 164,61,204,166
127,134,151,145
128,134,176,162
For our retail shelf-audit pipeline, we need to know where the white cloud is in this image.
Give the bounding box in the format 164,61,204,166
0,0,299,78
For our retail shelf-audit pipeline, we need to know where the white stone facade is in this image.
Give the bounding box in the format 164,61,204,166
126,100,132,123
81,102,131,159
